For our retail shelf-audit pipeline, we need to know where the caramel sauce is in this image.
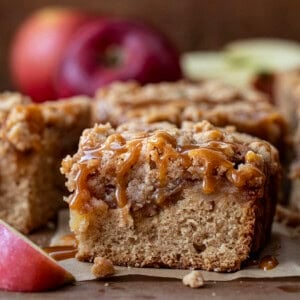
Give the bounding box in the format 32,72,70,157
70,164,92,211
71,133,143,211
149,132,191,204
57,233,77,247
43,245,77,261
187,148,233,193
150,132,183,186
259,255,279,271
71,128,266,212
227,166,265,188
115,140,142,207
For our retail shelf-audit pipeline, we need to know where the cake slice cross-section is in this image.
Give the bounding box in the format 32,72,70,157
62,120,281,272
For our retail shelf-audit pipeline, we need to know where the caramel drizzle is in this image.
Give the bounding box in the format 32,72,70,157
43,245,77,261
187,148,233,193
71,133,142,211
149,132,188,204
115,140,142,207
259,255,279,271
71,129,266,212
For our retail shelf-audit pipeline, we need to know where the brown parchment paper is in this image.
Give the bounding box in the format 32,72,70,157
51,210,300,281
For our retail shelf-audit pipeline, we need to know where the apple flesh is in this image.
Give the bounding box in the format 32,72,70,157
0,219,74,292
10,7,89,102
56,19,182,98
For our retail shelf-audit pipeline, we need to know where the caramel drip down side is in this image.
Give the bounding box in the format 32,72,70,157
70,128,266,212
148,132,191,204
187,148,233,194
70,164,91,211
115,140,142,207
70,133,142,212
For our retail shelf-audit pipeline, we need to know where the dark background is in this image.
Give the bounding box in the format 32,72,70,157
1,0,300,89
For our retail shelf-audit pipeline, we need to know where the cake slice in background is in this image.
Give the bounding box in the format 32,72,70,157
274,70,300,211
62,120,281,272
0,95,91,233
93,80,287,152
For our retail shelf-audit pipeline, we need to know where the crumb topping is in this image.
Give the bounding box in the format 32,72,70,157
62,121,280,214
0,92,31,125
182,271,205,288
91,257,115,278
1,98,91,151
94,80,286,145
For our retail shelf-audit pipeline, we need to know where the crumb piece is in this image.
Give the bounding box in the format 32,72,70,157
92,257,115,278
182,271,205,288
104,283,109,287
212,292,216,296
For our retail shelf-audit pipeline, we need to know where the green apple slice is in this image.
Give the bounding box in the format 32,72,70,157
225,38,300,72
181,51,228,79
181,51,255,87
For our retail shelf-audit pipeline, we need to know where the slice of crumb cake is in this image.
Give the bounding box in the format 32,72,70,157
62,120,280,272
93,80,287,149
0,94,91,233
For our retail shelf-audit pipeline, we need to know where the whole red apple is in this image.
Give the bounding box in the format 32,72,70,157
55,19,182,98
0,220,74,292
10,7,90,102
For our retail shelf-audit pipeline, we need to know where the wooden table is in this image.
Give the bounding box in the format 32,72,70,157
1,277,300,299
0,226,299,299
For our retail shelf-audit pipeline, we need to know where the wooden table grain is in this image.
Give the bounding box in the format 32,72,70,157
0,226,299,299
0,277,300,299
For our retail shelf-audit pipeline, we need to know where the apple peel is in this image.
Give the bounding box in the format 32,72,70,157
0,219,74,292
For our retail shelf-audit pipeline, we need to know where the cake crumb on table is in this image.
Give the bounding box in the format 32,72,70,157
182,271,205,288
91,257,115,278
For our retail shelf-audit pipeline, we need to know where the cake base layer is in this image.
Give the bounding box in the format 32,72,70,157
73,184,273,272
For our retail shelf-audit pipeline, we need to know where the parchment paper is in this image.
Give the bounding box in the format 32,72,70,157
51,210,300,282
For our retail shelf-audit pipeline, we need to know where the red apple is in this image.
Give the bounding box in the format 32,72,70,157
0,220,74,292
55,19,182,97
10,7,90,102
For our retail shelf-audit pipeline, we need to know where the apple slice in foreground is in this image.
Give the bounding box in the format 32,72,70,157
0,219,74,292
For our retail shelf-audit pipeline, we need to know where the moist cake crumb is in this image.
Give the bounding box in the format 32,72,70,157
92,257,115,278
182,271,205,288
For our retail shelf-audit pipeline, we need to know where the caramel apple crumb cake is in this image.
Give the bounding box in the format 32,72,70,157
62,120,280,272
0,94,91,233
93,80,287,149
